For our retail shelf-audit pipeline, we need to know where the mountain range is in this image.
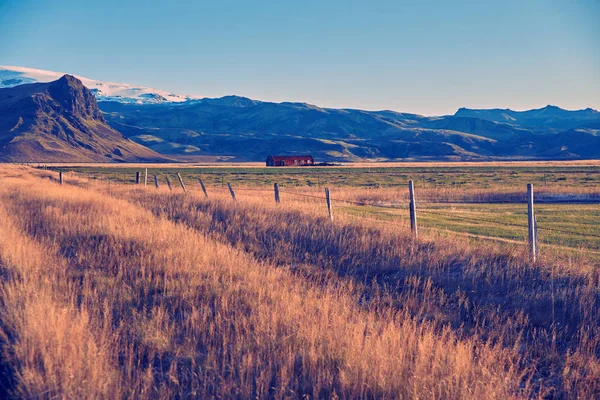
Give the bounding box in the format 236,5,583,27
1,66,599,162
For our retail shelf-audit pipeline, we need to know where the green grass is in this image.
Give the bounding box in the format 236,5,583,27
342,203,600,254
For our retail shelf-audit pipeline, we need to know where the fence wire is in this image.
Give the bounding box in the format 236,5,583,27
278,187,600,242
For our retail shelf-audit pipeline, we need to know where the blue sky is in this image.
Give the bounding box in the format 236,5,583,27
1,0,599,115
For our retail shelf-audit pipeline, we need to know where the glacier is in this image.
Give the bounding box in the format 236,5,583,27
0,65,203,104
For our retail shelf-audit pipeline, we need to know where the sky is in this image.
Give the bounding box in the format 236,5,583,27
1,0,599,115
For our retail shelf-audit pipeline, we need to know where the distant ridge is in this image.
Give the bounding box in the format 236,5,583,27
455,105,600,129
102,99,600,161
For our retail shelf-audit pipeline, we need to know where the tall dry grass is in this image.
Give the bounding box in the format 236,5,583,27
107,182,600,398
0,185,120,398
0,166,536,398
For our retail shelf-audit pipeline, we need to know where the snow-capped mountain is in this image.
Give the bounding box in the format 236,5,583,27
0,66,202,104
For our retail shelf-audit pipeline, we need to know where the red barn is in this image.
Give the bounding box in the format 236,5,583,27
266,155,314,167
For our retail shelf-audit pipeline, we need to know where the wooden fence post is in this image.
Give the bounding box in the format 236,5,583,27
165,176,172,191
227,182,236,201
135,171,140,185
274,182,280,204
409,180,418,239
534,214,539,258
59,171,63,185
144,168,148,186
198,178,208,198
154,175,159,189
177,173,187,193
325,187,333,221
528,183,537,262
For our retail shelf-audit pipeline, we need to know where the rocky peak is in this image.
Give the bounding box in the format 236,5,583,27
46,74,104,121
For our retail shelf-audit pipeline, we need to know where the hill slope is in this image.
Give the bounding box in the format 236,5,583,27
0,75,168,162
101,100,504,161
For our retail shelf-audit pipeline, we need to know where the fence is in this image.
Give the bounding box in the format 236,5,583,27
50,169,600,261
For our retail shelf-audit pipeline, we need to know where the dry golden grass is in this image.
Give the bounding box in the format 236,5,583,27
0,165,598,398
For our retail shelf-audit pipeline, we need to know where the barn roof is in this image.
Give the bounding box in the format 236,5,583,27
268,155,313,161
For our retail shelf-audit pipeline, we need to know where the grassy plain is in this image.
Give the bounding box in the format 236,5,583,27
0,163,598,398
50,162,600,189
52,162,600,253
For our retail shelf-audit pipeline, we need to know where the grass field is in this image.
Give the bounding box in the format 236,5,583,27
0,163,599,398
51,162,600,253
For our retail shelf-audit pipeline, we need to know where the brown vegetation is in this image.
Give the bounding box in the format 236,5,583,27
0,165,598,398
